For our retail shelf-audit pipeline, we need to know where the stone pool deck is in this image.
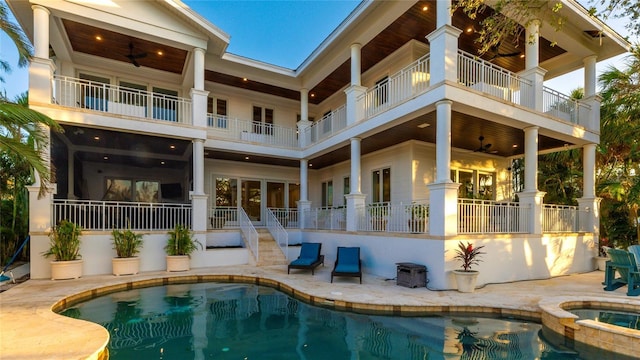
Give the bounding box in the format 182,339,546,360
1,266,638,360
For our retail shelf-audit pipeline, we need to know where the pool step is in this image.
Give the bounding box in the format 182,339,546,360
255,229,288,266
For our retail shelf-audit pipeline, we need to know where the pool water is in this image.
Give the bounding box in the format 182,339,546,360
571,309,640,330
61,282,580,360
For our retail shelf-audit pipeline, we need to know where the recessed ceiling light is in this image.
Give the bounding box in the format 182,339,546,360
466,27,473,33
520,54,525,58
417,123,430,128
245,156,249,160
95,35,102,41
512,144,518,148
94,136,100,140
157,51,163,56
422,5,428,11
242,78,248,82
309,163,313,167
169,145,176,149
161,161,165,165
103,156,108,160
310,93,315,97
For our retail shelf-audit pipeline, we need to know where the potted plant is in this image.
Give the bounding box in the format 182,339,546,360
595,238,611,271
452,241,485,293
165,224,202,272
111,227,144,276
368,203,389,231
43,220,83,280
407,203,429,233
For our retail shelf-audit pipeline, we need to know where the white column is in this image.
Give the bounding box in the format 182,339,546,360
583,55,597,98
350,43,362,86
298,159,312,229
190,139,208,232
523,126,539,192
298,88,312,146
345,44,366,125
300,88,309,121
30,5,55,104
435,100,453,183
525,20,540,70
581,55,601,130
425,26,461,84
437,0,452,27
583,143,596,198
519,126,545,234
346,138,365,231
27,184,56,279
193,48,205,91
32,5,50,59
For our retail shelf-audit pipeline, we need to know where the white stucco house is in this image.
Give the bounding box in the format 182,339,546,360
8,0,629,289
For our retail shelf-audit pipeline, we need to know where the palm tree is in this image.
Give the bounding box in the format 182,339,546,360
0,2,32,83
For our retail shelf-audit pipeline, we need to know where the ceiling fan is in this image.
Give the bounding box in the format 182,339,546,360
474,136,497,153
125,42,147,67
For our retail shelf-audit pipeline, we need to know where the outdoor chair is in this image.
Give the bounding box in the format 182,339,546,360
288,242,324,275
604,248,640,296
331,246,362,284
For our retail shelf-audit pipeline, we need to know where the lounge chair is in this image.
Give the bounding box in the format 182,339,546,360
331,246,362,284
288,243,324,275
604,248,640,296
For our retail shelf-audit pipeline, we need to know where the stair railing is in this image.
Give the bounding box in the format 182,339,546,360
238,207,259,261
266,208,288,260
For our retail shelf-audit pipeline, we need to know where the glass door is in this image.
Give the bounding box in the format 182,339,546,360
241,180,261,223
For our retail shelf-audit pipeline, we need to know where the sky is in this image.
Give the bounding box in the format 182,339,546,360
0,0,636,100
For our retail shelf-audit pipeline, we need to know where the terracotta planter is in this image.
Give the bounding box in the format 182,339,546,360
50,259,83,280
166,255,190,272
112,257,140,276
595,256,609,271
453,270,479,293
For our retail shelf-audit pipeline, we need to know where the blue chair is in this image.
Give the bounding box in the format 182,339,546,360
331,247,362,284
604,248,640,296
288,243,324,275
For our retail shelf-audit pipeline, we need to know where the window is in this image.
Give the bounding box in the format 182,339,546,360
451,169,496,200
79,73,110,111
208,98,228,128
321,180,333,207
152,87,179,121
372,168,390,203
104,179,158,202
252,106,274,135
375,76,389,106
215,178,238,207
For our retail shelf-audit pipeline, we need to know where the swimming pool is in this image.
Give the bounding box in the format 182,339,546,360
571,309,640,330
60,282,585,359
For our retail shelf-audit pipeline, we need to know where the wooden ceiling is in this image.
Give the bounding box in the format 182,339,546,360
62,19,188,74
205,71,300,101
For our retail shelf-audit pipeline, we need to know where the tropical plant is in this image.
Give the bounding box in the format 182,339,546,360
112,228,144,258
0,2,32,84
165,224,201,256
43,220,82,261
454,241,485,272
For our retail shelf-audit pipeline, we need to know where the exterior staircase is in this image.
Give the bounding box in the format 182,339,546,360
254,228,288,266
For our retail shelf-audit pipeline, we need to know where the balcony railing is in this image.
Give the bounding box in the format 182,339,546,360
360,54,431,120
208,206,239,229
207,114,299,148
53,75,192,124
458,199,529,234
542,204,584,232
53,199,191,231
301,207,346,230
301,105,347,146
458,50,533,107
542,87,591,124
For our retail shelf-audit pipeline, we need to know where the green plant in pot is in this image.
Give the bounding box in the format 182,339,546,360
165,224,202,272
43,220,83,280
111,228,144,276
452,241,485,293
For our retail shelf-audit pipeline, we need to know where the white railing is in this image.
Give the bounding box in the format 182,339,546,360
206,114,299,148
301,207,346,230
52,199,191,231
208,206,238,229
542,204,583,232
360,54,431,119
266,208,288,259
355,201,430,233
53,75,192,124
542,87,591,124
238,207,259,261
457,50,533,107
301,105,347,146
268,208,298,229
458,199,529,234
